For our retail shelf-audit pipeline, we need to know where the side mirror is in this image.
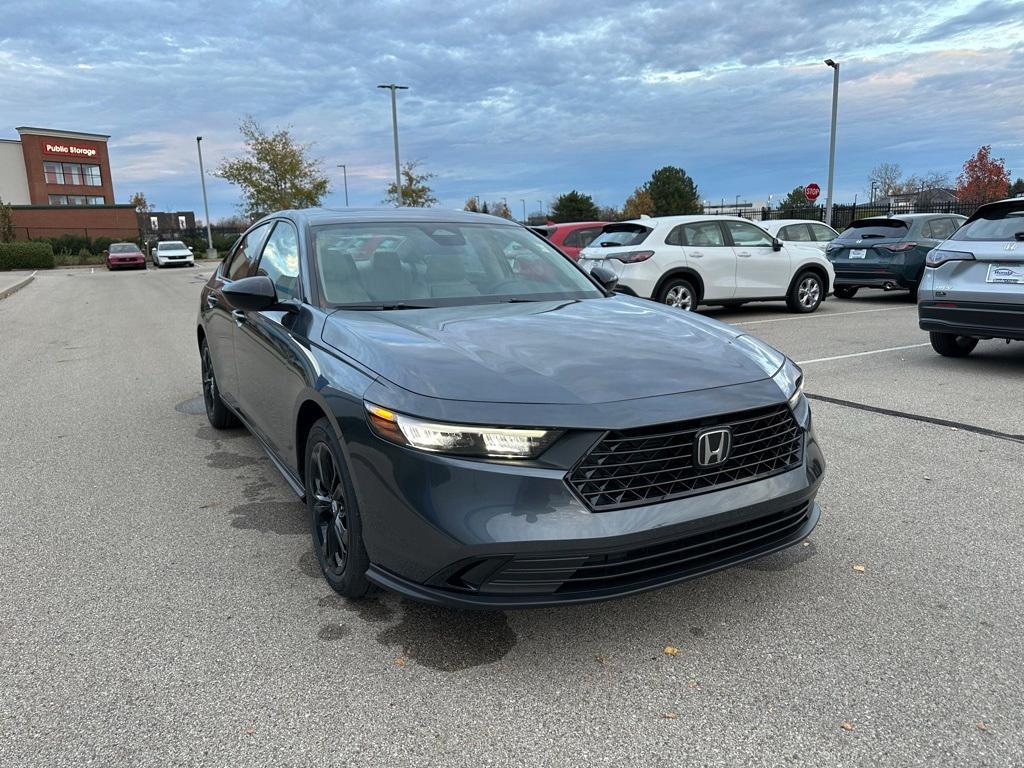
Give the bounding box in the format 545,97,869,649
772,237,783,251
188,246,194,252
222,275,278,311
590,264,619,293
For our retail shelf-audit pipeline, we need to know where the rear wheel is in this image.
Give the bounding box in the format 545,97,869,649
787,271,824,313
201,338,239,428
929,332,978,358
658,277,697,311
833,286,858,299
305,419,370,598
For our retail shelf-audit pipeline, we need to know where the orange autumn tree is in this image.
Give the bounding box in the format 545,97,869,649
956,145,1010,203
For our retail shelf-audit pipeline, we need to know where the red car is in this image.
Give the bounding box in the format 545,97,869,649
105,242,146,270
537,221,610,260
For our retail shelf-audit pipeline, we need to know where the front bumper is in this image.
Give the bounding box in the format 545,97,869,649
919,300,1024,341
108,257,145,268
349,395,825,608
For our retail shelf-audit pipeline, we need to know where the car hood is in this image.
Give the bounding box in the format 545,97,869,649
321,296,774,405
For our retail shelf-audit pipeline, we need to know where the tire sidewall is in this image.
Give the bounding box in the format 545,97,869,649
659,277,697,311
304,418,370,596
789,271,823,313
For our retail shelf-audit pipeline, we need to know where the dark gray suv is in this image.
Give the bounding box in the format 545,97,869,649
197,208,824,608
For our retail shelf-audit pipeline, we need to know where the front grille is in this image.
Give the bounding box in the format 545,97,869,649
480,502,812,595
568,404,803,512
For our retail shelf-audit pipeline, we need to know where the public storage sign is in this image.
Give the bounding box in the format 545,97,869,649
44,143,98,158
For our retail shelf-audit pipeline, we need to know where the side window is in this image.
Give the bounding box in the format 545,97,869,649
786,224,813,241
563,229,583,248
809,223,837,242
681,222,725,247
928,218,956,240
577,228,602,248
255,221,301,301
224,222,272,281
724,221,774,247
665,225,686,246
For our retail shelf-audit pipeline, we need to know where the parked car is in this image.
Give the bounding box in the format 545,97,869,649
197,208,824,608
577,216,834,313
152,240,195,268
104,242,146,270
918,198,1024,357
538,221,610,260
826,213,965,299
759,219,838,253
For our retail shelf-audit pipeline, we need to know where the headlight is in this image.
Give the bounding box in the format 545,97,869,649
772,359,804,410
926,249,974,267
365,403,562,459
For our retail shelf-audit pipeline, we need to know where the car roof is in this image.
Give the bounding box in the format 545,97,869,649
549,221,609,229
271,207,519,227
615,214,770,229
763,219,833,227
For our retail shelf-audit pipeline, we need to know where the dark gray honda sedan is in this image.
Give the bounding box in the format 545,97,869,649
197,208,824,608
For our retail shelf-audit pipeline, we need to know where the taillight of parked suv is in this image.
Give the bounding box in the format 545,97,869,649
612,250,655,263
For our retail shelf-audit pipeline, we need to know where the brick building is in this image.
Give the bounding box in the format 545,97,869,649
0,126,139,240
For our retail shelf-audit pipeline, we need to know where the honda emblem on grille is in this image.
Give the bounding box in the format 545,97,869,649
695,428,732,467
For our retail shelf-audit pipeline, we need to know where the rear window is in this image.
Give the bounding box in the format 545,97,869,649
951,207,1024,242
837,219,910,241
591,225,651,248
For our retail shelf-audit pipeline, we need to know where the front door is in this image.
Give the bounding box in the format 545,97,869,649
726,220,790,298
676,221,736,301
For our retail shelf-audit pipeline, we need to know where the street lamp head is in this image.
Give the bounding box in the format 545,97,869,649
377,84,409,90
824,58,837,68
196,136,202,142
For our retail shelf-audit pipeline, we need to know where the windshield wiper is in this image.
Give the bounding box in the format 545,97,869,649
336,302,432,311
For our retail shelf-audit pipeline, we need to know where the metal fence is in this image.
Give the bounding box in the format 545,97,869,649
728,201,987,230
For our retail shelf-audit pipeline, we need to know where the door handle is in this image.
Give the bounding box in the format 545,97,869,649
689,251,704,257
231,309,247,325
206,293,219,308
737,251,752,257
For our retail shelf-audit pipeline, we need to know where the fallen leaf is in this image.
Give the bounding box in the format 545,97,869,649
976,721,987,731
395,657,407,667
852,564,866,573
244,726,255,735
663,646,680,656
595,654,607,665
840,721,854,732
687,680,699,689
662,712,678,720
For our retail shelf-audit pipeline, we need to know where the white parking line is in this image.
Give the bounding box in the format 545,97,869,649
736,305,915,326
797,343,931,365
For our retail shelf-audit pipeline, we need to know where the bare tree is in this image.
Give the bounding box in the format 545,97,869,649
868,163,902,199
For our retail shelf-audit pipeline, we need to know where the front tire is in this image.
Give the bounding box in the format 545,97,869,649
305,419,371,598
929,332,978,358
201,338,239,429
787,271,824,313
658,277,697,311
833,286,858,299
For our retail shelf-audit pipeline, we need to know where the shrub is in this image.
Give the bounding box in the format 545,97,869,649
0,241,56,270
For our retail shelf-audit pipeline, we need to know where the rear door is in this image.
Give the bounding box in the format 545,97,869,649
725,220,788,298
674,221,735,300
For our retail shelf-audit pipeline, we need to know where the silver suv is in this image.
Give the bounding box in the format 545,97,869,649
918,198,1024,357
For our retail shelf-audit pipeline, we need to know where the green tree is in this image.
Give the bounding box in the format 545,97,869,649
215,116,330,219
646,166,701,216
384,160,438,207
549,190,599,222
0,197,15,243
1008,177,1024,197
481,200,490,214
780,186,815,213
622,186,655,219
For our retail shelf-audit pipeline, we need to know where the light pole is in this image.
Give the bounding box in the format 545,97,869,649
870,180,878,203
377,84,408,206
520,199,526,222
824,59,840,226
537,199,543,218
196,136,214,258
337,164,349,206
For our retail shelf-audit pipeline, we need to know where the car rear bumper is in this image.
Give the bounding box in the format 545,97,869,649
833,265,918,289
919,300,1024,340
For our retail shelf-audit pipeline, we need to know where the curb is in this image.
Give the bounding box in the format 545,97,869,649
0,270,36,301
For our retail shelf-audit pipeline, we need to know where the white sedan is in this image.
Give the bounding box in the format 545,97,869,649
152,240,195,268
759,219,838,252
577,215,835,313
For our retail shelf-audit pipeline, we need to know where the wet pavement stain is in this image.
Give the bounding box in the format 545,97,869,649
205,451,262,470
319,593,396,623
228,500,305,535
741,541,817,572
195,425,247,442
376,600,516,672
297,549,321,579
317,623,351,641
175,396,207,415
243,477,277,500
689,626,706,638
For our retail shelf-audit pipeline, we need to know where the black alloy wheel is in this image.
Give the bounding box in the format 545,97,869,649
201,339,238,428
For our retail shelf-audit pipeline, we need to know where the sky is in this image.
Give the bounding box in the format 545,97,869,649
3,0,1024,221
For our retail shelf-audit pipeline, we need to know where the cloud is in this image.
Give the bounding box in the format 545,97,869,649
1,0,1022,217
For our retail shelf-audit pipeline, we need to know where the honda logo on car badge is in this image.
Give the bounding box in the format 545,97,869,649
695,428,732,467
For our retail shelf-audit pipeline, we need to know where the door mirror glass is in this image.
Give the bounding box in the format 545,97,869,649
222,275,278,311
590,264,619,293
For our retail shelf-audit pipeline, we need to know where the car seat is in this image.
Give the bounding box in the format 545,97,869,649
317,244,371,304
424,252,481,298
364,250,427,302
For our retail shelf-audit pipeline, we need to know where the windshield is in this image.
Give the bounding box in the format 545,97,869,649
312,221,603,307
159,241,187,250
590,225,651,248
837,220,909,241
951,207,1024,242
109,243,138,253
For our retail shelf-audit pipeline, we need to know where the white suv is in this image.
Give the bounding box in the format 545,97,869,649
577,215,835,313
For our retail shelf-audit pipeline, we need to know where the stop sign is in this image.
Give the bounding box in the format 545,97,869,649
805,183,821,202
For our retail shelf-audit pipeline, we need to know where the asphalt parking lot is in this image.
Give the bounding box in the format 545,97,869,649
2,266,1022,767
